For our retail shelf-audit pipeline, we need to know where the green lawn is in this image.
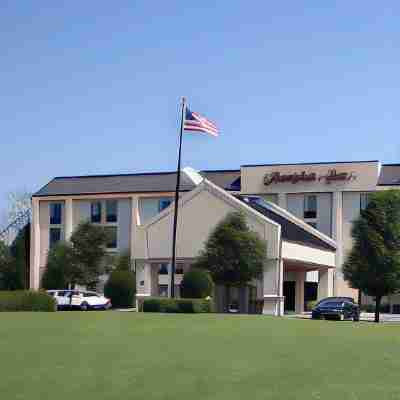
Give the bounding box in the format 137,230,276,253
1,313,400,400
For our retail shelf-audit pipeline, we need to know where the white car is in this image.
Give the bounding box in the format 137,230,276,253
47,290,112,311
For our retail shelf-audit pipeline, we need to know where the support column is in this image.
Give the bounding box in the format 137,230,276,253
295,271,306,314
332,191,343,296
278,193,287,210
263,259,284,316
30,198,40,289
136,262,153,309
318,268,333,300
64,198,73,241
130,196,139,260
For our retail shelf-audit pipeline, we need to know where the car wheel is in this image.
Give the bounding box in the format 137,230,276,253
80,302,89,311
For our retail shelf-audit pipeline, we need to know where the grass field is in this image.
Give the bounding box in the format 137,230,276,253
1,313,400,400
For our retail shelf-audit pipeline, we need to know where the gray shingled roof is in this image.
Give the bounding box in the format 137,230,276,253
33,170,240,197
378,164,400,186
237,196,336,252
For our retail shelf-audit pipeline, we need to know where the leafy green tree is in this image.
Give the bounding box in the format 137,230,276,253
0,241,14,290
69,221,109,287
343,190,400,323
9,225,29,289
41,242,75,289
180,269,213,298
0,225,29,290
192,211,266,310
113,250,132,271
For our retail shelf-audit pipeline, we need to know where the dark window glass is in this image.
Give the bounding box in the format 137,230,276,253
158,285,168,297
49,228,61,248
159,264,169,275
360,193,370,211
91,202,102,223
106,200,118,223
105,226,117,249
175,264,184,275
50,203,62,225
304,195,317,219
159,198,172,212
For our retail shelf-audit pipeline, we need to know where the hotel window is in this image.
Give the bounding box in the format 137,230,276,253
304,195,317,219
91,202,102,223
360,193,371,211
49,227,61,248
175,264,184,275
106,200,118,223
159,264,169,275
158,284,169,297
159,198,172,212
49,203,62,225
104,226,118,249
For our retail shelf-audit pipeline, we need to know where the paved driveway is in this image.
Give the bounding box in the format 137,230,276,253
290,312,400,322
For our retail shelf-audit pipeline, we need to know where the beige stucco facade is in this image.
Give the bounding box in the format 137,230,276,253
239,160,395,299
30,173,336,315
31,160,400,313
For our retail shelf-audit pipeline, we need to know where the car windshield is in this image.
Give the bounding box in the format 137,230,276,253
320,301,344,307
84,292,98,297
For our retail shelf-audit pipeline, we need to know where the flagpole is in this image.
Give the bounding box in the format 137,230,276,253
170,97,186,298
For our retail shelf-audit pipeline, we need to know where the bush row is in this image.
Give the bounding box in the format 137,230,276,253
141,297,212,313
360,303,391,313
0,291,56,312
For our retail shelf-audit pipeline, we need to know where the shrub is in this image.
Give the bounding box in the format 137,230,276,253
360,303,391,313
180,269,213,299
104,270,136,308
306,300,318,311
142,297,212,313
0,291,56,312
142,298,161,312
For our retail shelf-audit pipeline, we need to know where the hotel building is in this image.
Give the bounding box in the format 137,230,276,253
30,160,400,314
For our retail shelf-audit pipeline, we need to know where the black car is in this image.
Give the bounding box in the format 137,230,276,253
311,297,360,321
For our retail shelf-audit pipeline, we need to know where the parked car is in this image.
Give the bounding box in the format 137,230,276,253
46,290,112,311
311,297,360,321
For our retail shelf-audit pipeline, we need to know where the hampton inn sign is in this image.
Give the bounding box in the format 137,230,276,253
263,169,357,186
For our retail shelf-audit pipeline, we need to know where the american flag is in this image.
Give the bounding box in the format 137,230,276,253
183,108,219,136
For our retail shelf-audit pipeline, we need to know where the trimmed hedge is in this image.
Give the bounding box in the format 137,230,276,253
142,297,212,313
0,291,57,312
360,303,390,313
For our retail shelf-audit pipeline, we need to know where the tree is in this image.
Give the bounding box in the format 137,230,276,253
69,221,109,287
180,269,213,298
104,270,136,308
0,226,29,291
0,241,13,290
343,190,400,323
9,225,29,289
1,190,31,230
41,242,75,289
113,250,132,271
192,211,266,309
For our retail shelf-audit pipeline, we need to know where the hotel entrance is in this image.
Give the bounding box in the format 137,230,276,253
283,281,296,312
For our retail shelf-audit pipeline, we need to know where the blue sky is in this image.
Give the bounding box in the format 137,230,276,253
1,2,399,216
